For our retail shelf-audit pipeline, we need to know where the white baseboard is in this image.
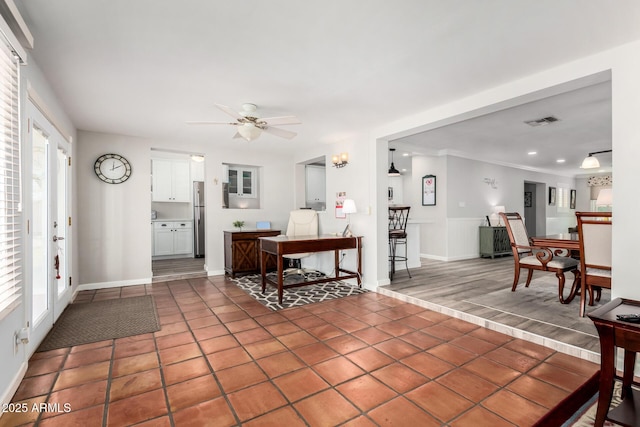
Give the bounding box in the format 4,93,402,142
207,269,225,276
0,361,27,415
76,277,152,292
421,253,479,262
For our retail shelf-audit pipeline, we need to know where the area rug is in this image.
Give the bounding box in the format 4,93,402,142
38,295,160,351
467,275,610,335
563,380,627,426
229,274,368,311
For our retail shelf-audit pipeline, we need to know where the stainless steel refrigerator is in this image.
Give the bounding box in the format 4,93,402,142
193,181,205,257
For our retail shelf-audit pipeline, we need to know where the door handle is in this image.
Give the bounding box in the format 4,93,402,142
53,236,64,242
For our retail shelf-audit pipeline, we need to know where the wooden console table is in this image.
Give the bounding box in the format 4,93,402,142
259,235,362,304
589,298,640,427
224,229,281,277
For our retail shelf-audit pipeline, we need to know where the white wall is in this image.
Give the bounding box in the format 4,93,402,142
76,131,296,287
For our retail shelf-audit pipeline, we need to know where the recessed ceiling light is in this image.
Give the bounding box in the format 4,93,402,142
402,153,409,157
556,159,566,163
401,168,407,172
527,151,537,155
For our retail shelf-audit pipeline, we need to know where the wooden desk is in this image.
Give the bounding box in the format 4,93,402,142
530,233,580,252
589,298,640,427
259,235,362,304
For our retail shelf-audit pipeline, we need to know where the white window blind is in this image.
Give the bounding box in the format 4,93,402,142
0,32,21,319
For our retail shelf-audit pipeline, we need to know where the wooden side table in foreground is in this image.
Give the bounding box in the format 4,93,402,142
589,298,640,427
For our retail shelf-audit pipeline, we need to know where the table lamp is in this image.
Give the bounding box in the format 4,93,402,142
490,205,505,226
342,199,357,237
596,189,612,212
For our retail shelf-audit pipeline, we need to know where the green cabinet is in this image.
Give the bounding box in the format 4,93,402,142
479,226,511,258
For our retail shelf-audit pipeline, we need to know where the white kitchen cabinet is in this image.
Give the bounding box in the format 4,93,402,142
152,158,191,202
153,221,193,256
228,167,257,198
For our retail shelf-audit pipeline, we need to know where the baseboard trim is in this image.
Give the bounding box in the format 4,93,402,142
421,254,479,262
77,278,152,292
0,360,27,415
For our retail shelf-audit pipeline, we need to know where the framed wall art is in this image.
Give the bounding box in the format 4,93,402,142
549,187,556,206
570,189,576,209
524,191,532,208
422,175,436,206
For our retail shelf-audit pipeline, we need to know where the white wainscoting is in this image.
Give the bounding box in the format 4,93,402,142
446,218,486,261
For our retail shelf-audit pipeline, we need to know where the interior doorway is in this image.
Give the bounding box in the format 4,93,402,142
150,150,207,281
524,181,547,238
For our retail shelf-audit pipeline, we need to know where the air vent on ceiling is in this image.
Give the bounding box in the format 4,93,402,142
524,116,560,127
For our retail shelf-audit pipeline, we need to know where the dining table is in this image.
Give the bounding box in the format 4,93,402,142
530,232,580,252
531,232,583,311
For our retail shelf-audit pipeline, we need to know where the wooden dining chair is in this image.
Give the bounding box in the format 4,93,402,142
500,212,580,304
576,212,612,317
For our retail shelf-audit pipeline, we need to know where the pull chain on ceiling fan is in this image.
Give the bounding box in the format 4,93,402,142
187,103,301,141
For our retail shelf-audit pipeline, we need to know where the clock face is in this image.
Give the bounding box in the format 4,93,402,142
94,154,132,184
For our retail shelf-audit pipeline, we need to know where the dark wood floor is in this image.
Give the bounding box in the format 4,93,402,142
379,257,609,361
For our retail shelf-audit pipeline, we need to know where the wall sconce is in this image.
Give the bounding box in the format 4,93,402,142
332,152,349,168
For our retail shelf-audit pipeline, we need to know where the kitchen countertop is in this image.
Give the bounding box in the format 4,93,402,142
151,218,193,222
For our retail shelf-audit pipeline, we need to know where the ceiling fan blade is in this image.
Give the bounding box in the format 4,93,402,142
263,126,297,139
186,121,238,125
261,116,301,126
215,104,244,120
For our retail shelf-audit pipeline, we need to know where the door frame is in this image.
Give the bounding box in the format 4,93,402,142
25,100,72,355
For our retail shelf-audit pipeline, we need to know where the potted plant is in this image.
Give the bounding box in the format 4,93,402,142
233,220,245,230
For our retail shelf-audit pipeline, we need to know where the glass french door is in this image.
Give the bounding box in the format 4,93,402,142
28,101,71,354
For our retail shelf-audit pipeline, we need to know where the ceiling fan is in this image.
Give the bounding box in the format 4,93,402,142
187,103,301,141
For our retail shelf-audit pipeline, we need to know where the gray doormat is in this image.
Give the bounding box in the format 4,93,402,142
229,274,368,311
38,295,160,352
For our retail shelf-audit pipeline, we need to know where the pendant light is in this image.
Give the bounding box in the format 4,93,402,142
388,148,401,176
581,149,611,169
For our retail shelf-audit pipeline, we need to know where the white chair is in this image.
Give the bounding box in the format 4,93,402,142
576,212,612,317
283,209,319,277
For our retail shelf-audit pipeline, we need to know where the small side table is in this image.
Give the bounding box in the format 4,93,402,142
589,298,640,427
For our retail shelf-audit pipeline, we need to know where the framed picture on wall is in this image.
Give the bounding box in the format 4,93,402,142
570,189,576,209
524,191,532,208
549,187,556,206
422,175,436,206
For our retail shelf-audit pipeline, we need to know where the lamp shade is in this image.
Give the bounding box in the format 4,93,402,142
581,155,600,169
238,123,262,141
342,199,357,214
596,188,613,206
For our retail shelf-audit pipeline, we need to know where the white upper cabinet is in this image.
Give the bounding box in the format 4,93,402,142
228,167,257,198
152,158,191,202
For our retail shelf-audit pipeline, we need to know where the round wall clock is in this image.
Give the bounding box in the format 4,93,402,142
94,153,132,184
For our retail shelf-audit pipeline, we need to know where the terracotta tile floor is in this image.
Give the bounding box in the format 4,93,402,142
2,275,599,426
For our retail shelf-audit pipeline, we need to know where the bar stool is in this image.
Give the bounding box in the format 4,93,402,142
389,206,411,280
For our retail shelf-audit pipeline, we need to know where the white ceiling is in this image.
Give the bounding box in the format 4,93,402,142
14,1,640,173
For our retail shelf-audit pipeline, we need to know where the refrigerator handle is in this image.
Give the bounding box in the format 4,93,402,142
195,205,200,222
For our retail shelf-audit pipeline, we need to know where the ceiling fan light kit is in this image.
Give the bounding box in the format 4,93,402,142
238,123,262,141
187,103,300,142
